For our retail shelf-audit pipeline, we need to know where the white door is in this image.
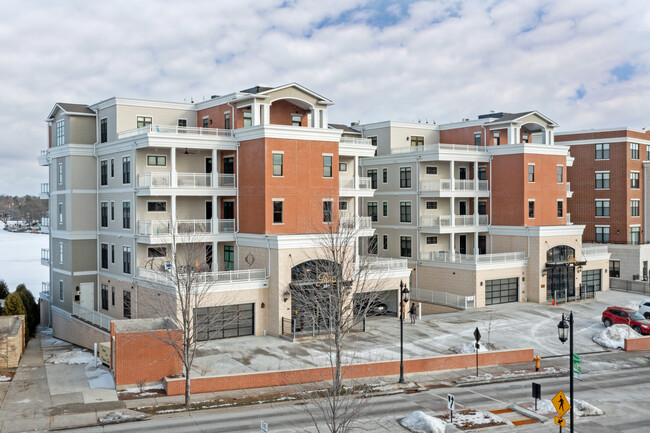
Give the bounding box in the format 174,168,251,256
79,282,94,310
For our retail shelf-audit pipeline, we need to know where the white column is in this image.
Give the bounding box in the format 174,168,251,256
474,197,479,226
212,241,218,271
211,148,217,187
450,197,455,228
450,161,455,191
450,234,455,259
252,103,259,126
170,195,176,228
354,155,359,189
170,150,177,187
474,231,479,255
212,196,218,234
513,126,520,144
322,109,328,128
474,163,479,191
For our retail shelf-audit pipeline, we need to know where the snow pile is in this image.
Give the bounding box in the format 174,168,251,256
119,383,164,396
0,375,11,382
47,349,95,365
534,399,603,417
99,411,146,424
451,410,504,427
450,342,487,354
592,324,640,349
400,411,447,433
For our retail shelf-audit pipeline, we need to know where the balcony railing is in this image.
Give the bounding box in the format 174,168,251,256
40,282,51,302
421,215,487,228
41,248,50,265
136,267,267,286
582,246,609,260
138,172,236,189
138,219,235,235
217,174,236,187
177,219,211,234
177,172,211,187
41,182,49,195
138,172,170,187
41,217,50,228
340,137,372,146
72,303,111,331
420,179,489,192
118,124,233,139
340,216,373,231
339,177,373,190
362,256,409,271
392,143,489,154
420,251,526,264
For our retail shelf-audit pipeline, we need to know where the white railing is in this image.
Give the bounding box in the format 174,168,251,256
478,215,488,225
420,251,526,264
340,216,373,231
138,172,171,187
455,215,475,226
41,217,50,228
392,143,489,154
420,215,451,228
138,219,235,235
339,178,355,189
177,172,211,187
567,213,571,224
136,267,267,286
117,124,233,139
420,179,452,191
454,180,474,191
362,256,409,271
41,248,50,263
41,182,49,195
177,219,212,234
358,177,373,189
72,303,112,331
582,246,609,260
217,219,235,233
478,180,489,191
411,287,475,309
217,174,236,187
40,282,51,302
340,137,371,146
138,220,171,235
40,149,49,157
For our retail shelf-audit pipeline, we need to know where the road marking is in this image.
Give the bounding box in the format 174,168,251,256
463,388,506,405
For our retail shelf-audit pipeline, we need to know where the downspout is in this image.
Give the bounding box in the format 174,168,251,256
488,154,493,254
94,108,101,312
265,236,271,279
415,155,421,291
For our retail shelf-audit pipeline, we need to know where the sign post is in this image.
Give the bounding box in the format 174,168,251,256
447,393,455,423
551,390,570,432
573,354,582,380
473,327,481,377
532,382,541,411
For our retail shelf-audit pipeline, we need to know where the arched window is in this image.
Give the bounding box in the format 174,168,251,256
546,245,575,264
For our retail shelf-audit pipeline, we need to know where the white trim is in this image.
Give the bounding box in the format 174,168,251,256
558,137,650,146
424,165,438,175
74,270,98,276
233,124,342,142
488,143,569,156
49,230,97,240
399,200,412,223
489,225,585,237
53,268,72,276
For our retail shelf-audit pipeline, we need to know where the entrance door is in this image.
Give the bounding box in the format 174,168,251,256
459,235,467,255
478,235,487,255
459,201,467,215
459,167,467,180
223,157,234,174
223,245,234,271
79,282,94,310
223,201,234,219
547,266,575,301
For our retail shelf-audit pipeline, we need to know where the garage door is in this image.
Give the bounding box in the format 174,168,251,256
582,269,601,291
195,303,254,341
485,278,518,305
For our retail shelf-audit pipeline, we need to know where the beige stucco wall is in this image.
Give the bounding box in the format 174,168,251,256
115,104,197,134
52,311,109,351
69,115,96,144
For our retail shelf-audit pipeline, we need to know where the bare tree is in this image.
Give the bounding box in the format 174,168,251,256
290,212,401,433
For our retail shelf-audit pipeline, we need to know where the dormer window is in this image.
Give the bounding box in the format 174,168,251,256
291,114,302,127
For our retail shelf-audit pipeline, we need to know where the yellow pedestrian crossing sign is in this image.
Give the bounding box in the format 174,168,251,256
552,390,570,418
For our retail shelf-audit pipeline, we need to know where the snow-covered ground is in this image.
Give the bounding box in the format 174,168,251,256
0,221,48,298
400,411,447,433
534,398,604,416
592,324,641,349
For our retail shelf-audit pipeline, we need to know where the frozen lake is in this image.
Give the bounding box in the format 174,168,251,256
0,222,48,297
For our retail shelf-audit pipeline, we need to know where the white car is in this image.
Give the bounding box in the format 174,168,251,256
640,299,650,319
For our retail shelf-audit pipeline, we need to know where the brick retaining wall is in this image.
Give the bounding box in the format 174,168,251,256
624,336,650,351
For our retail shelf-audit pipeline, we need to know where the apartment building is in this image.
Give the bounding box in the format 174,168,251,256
556,128,650,280
38,83,410,349
355,112,610,307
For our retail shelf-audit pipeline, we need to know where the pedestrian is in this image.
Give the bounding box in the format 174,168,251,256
409,302,417,324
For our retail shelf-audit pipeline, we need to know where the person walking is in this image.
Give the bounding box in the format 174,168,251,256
409,302,417,324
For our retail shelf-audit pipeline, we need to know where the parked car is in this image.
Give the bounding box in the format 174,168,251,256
639,299,650,319
602,306,650,335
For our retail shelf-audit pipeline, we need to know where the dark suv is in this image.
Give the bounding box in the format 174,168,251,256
602,307,650,335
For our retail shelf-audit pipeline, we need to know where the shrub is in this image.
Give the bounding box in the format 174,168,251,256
15,285,39,338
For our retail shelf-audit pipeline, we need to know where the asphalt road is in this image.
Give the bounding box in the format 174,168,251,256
64,356,650,433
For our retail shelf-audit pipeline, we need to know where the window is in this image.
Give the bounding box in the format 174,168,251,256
58,202,63,224
339,201,348,211
478,201,487,215
291,113,302,126
631,172,639,188
369,136,377,147
631,226,641,245
243,110,252,127
382,201,388,217
425,166,437,175
122,201,131,229
631,199,640,217
273,201,283,224
595,172,610,189
410,136,424,147
112,287,115,306
631,142,639,159
123,290,131,318
368,235,377,254
100,118,107,143
647,145,650,160
101,244,108,269
58,163,63,184
595,143,609,159
100,160,108,185
147,155,166,166
400,236,412,257
273,153,283,176
596,226,610,243
382,168,387,183
367,202,377,222
224,112,231,129
426,236,438,245
201,117,209,128
528,200,535,218
610,260,620,277
557,200,563,217
148,247,167,257
426,201,437,210
111,245,115,263
367,169,377,189
474,133,481,146
137,116,152,128
339,162,347,172
596,200,610,217
323,155,333,178
101,285,108,310
122,246,131,274
59,242,63,264
493,132,500,146
224,245,235,271
383,234,388,250
478,166,487,181
110,158,115,178
178,119,187,128
111,201,115,221
147,201,166,212
122,156,131,184
557,165,563,183
100,202,108,227
59,280,64,302
323,200,333,223
400,167,411,188
528,164,535,182
55,120,64,146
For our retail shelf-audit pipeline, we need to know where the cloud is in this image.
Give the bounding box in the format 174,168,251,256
1,0,650,194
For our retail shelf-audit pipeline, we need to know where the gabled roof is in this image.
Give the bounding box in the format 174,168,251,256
329,123,362,134
47,103,95,120
256,83,334,105
488,111,558,127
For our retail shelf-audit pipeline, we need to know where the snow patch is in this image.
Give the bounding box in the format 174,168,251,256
535,399,604,416
400,411,446,433
592,324,640,349
0,375,11,382
450,342,487,354
47,349,95,365
119,384,164,394
99,411,145,424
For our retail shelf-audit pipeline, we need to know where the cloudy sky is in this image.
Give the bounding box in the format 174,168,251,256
1,0,649,195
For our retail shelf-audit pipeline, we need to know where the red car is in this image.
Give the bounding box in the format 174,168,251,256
602,307,650,335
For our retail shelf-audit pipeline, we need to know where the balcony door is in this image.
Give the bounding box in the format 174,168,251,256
206,157,212,174
459,201,467,215
459,235,467,255
459,167,467,180
224,245,234,271
223,201,234,219
223,157,234,174
206,201,212,220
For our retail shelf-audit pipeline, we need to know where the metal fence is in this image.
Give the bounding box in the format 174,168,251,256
411,287,475,309
281,316,366,341
610,278,650,295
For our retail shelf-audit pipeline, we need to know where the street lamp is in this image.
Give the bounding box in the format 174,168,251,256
398,280,410,384
557,311,574,433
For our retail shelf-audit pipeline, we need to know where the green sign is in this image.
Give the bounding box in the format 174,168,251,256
573,354,582,379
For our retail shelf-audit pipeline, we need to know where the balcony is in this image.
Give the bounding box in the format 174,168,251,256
118,124,233,140
41,248,50,266
137,172,237,195
339,137,375,157
340,137,371,146
72,303,112,331
392,143,489,155
420,214,488,232
38,149,51,166
136,267,268,292
420,179,489,195
566,181,573,198
339,216,374,236
40,282,51,302
137,219,236,242
40,182,49,199
581,245,609,261
420,251,526,264
339,176,374,197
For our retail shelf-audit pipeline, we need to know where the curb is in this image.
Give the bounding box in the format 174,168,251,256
454,370,566,387
507,404,549,423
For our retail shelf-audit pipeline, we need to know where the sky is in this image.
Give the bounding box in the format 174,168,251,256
1,0,649,195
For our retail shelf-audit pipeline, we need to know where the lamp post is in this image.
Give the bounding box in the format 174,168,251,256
557,311,574,433
398,280,410,384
